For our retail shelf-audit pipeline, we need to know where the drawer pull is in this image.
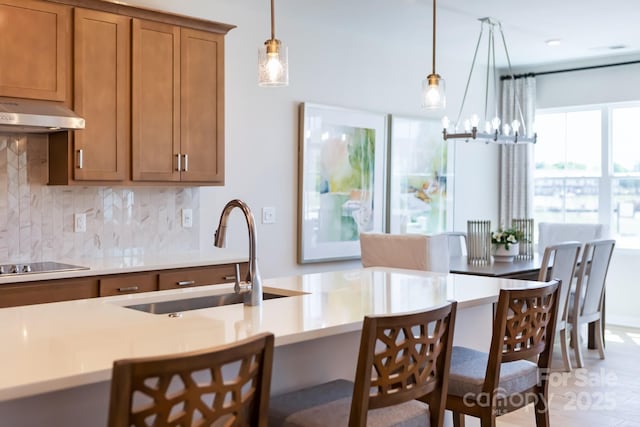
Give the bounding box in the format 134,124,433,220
223,275,236,281
118,286,139,292
77,149,84,169
177,280,196,286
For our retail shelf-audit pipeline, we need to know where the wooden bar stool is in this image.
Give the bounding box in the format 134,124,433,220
446,281,560,427
269,302,457,427
107,332,274,427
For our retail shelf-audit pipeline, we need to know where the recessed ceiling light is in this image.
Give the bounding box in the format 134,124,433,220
545,39,561,47
589,44,630,51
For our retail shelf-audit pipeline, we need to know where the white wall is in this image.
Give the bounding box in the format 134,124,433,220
118,0,498,278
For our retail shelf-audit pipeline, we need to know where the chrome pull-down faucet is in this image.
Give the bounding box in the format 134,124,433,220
214,199,263,306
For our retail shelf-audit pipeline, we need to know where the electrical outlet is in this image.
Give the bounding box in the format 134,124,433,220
181,208,193,228
262,207,276,224
74,213,86,233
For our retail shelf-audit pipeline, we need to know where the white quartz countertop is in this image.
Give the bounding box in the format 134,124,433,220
0,267,546,401
0,248,249,284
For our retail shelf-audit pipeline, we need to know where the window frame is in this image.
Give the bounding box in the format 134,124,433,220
534,101,640,249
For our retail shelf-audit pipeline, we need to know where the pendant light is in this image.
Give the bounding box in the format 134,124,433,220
421,0,445,109
258,0,289,87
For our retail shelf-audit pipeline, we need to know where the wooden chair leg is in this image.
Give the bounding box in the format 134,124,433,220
451,411,465,427
535,403,550,427
595,318,606,359
534,389,550,427
571,325,584,368
559,329,572,371
479,412,496,427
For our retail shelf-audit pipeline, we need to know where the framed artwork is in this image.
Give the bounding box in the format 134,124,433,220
387,115,452,235
298,103,387,263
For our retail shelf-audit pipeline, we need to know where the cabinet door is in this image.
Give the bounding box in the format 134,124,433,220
0,0,69,101
73,8,130,181
132,19,180,182
180,28,225,183
0,277,99,308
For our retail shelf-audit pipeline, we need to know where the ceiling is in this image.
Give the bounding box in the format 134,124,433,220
435,0,640,69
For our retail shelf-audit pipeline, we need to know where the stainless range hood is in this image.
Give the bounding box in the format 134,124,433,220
0,97,85,134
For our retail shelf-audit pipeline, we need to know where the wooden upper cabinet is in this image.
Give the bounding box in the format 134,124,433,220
0,0,70,101
180,28,225,183
132,19,181,182
73,8,130,181
132,20,225,184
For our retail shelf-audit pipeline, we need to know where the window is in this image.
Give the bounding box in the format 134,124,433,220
534,103,640,248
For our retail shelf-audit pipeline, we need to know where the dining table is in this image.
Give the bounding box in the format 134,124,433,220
449,255,542,281
449,254,601,349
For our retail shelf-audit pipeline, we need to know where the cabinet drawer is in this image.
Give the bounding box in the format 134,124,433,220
0,277,99,308
158,264,247,290
100,273,158,296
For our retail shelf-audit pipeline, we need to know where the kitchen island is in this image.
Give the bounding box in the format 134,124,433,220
0,268,545,426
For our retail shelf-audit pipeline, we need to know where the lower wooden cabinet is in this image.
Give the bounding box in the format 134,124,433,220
159,264,248,290
0,262,249,308
0,277,99,308
99,272,157,296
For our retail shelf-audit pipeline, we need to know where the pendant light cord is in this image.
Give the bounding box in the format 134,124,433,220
270,0,276,40
432,0,437,75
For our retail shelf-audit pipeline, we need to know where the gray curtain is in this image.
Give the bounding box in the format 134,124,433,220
498,75,536,227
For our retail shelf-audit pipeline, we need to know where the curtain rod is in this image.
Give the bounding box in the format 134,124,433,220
500,59,640,80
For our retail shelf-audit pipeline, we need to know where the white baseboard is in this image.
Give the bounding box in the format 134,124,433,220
606,315,640,329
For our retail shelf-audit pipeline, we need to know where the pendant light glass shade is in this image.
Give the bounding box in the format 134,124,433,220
258,0,289,87
258,39,288,86
422,73,446,109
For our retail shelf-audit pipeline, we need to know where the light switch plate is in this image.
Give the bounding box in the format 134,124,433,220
74,213,86,233
181,208,193,228
262,207,276,224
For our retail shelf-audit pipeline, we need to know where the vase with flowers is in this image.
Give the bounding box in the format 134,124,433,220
491,228,522,262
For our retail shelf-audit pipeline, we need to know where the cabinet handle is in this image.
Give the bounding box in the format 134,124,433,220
223,275,236,281
183,154,189,172
177,280,196,286
118,286,139,292
176,153,181,172
77,149,84,169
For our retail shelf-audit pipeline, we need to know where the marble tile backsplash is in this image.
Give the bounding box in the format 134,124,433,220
0,135,199,262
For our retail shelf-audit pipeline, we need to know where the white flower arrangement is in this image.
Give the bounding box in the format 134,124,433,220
491,228,522,250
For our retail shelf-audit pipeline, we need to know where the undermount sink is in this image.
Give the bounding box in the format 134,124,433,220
125,291,291,315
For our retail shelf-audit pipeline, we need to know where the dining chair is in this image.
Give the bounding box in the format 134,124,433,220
537,222,605,256
568,239,615,368
359,232,450,273
446,280,560,427
538,241,582,371
440,231,468,257
107,332,274,427
268,302,458,427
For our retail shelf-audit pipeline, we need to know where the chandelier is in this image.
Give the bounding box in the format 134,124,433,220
442,18,536,144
